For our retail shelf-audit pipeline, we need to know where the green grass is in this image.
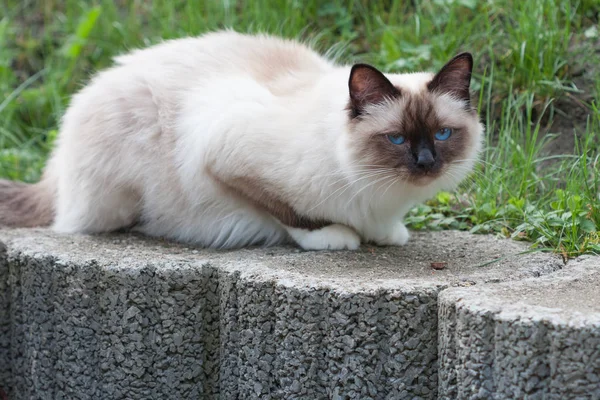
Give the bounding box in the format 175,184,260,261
1,0,599,256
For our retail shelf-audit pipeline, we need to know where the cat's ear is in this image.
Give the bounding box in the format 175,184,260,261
349,64,399,118
427,52,473,105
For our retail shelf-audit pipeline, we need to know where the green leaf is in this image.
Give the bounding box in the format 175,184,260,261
580,219,597,234
46,129,58,147
436,191,452,205
567,195,582,212
508,196,525,210
380,29,400,61
550,201,561,211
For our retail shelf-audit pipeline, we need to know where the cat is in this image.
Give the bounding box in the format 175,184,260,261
0,31,484,250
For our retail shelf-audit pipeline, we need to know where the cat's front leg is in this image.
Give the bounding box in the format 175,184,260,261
285,224,361,250
207,167,361,250
360,219,411,247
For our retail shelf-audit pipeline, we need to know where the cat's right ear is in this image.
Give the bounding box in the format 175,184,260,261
427,52,473,105
348,64,400,118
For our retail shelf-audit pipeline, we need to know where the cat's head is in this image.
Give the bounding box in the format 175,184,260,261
343,53,483,193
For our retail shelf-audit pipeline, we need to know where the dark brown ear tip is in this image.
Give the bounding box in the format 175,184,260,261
350,63,379,75
453,52,473,67
351,63,373,68
348,63,391,90
427,52,474,99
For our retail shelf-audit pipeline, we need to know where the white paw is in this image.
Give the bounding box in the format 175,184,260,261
388,222,410,246
369,222,411,246
286,224,361,250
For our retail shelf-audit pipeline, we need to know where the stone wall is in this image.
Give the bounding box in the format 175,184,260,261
1,229,598,399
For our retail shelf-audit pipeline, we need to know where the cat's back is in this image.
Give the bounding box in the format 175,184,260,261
114,31,333,87
56,31,334,158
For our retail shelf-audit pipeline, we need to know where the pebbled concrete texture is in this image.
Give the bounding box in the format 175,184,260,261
0,241,11,397
0,228,597,399
438,256,600,400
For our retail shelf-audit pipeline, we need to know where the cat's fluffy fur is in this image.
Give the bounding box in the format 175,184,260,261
0,31,484,250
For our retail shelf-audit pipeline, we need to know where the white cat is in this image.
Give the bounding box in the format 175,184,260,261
0,31,483,250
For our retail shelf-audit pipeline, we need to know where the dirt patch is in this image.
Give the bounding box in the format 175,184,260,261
539,38,600,162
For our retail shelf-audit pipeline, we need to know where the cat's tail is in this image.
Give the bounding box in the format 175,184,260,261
0,177,54,227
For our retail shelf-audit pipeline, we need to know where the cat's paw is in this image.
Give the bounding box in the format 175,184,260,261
369,222,411,246
388,222,410,246
286,224,361,250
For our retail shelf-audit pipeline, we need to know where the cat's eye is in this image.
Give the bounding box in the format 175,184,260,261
387,134,406,145
434,128,452,141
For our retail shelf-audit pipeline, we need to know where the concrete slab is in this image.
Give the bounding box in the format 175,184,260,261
0,228,581,399
0,228,563,289
438,256,600,400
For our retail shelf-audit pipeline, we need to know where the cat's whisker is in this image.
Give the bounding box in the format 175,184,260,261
359,174,393,218
345,173,395,207
445,165,473,181
369,173,399,201
312,167,390,179
452,158,480,163
443,170,464,186
331,171,395,197
361,174,399,218
305,170,391,212
352,164,392,169
310,170,394,196
312,168,398,183
452,159,506,171
445,165,493,187
332,170,392,187
448,164,491,183
326,170,395,190
379,175,400,200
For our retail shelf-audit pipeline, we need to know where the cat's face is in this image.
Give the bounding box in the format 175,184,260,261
345,53,483,190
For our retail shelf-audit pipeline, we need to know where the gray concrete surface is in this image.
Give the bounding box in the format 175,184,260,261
438,256,600,400
0,241,11,398
0,228,596,399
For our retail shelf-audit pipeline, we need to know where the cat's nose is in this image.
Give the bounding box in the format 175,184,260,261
416,148,435,169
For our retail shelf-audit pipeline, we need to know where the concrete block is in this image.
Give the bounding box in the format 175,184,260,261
0,228,578,399
438,256,600,400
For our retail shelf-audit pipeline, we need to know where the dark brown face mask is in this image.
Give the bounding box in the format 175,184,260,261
345,52,476,185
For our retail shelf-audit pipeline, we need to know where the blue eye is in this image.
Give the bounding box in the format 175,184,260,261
434,128,452,141
387,134,405,145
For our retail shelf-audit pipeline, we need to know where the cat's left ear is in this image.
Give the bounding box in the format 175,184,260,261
427,52,473,105
349,64,400,118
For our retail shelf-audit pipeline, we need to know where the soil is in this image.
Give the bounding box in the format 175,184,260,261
539,38,600,163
